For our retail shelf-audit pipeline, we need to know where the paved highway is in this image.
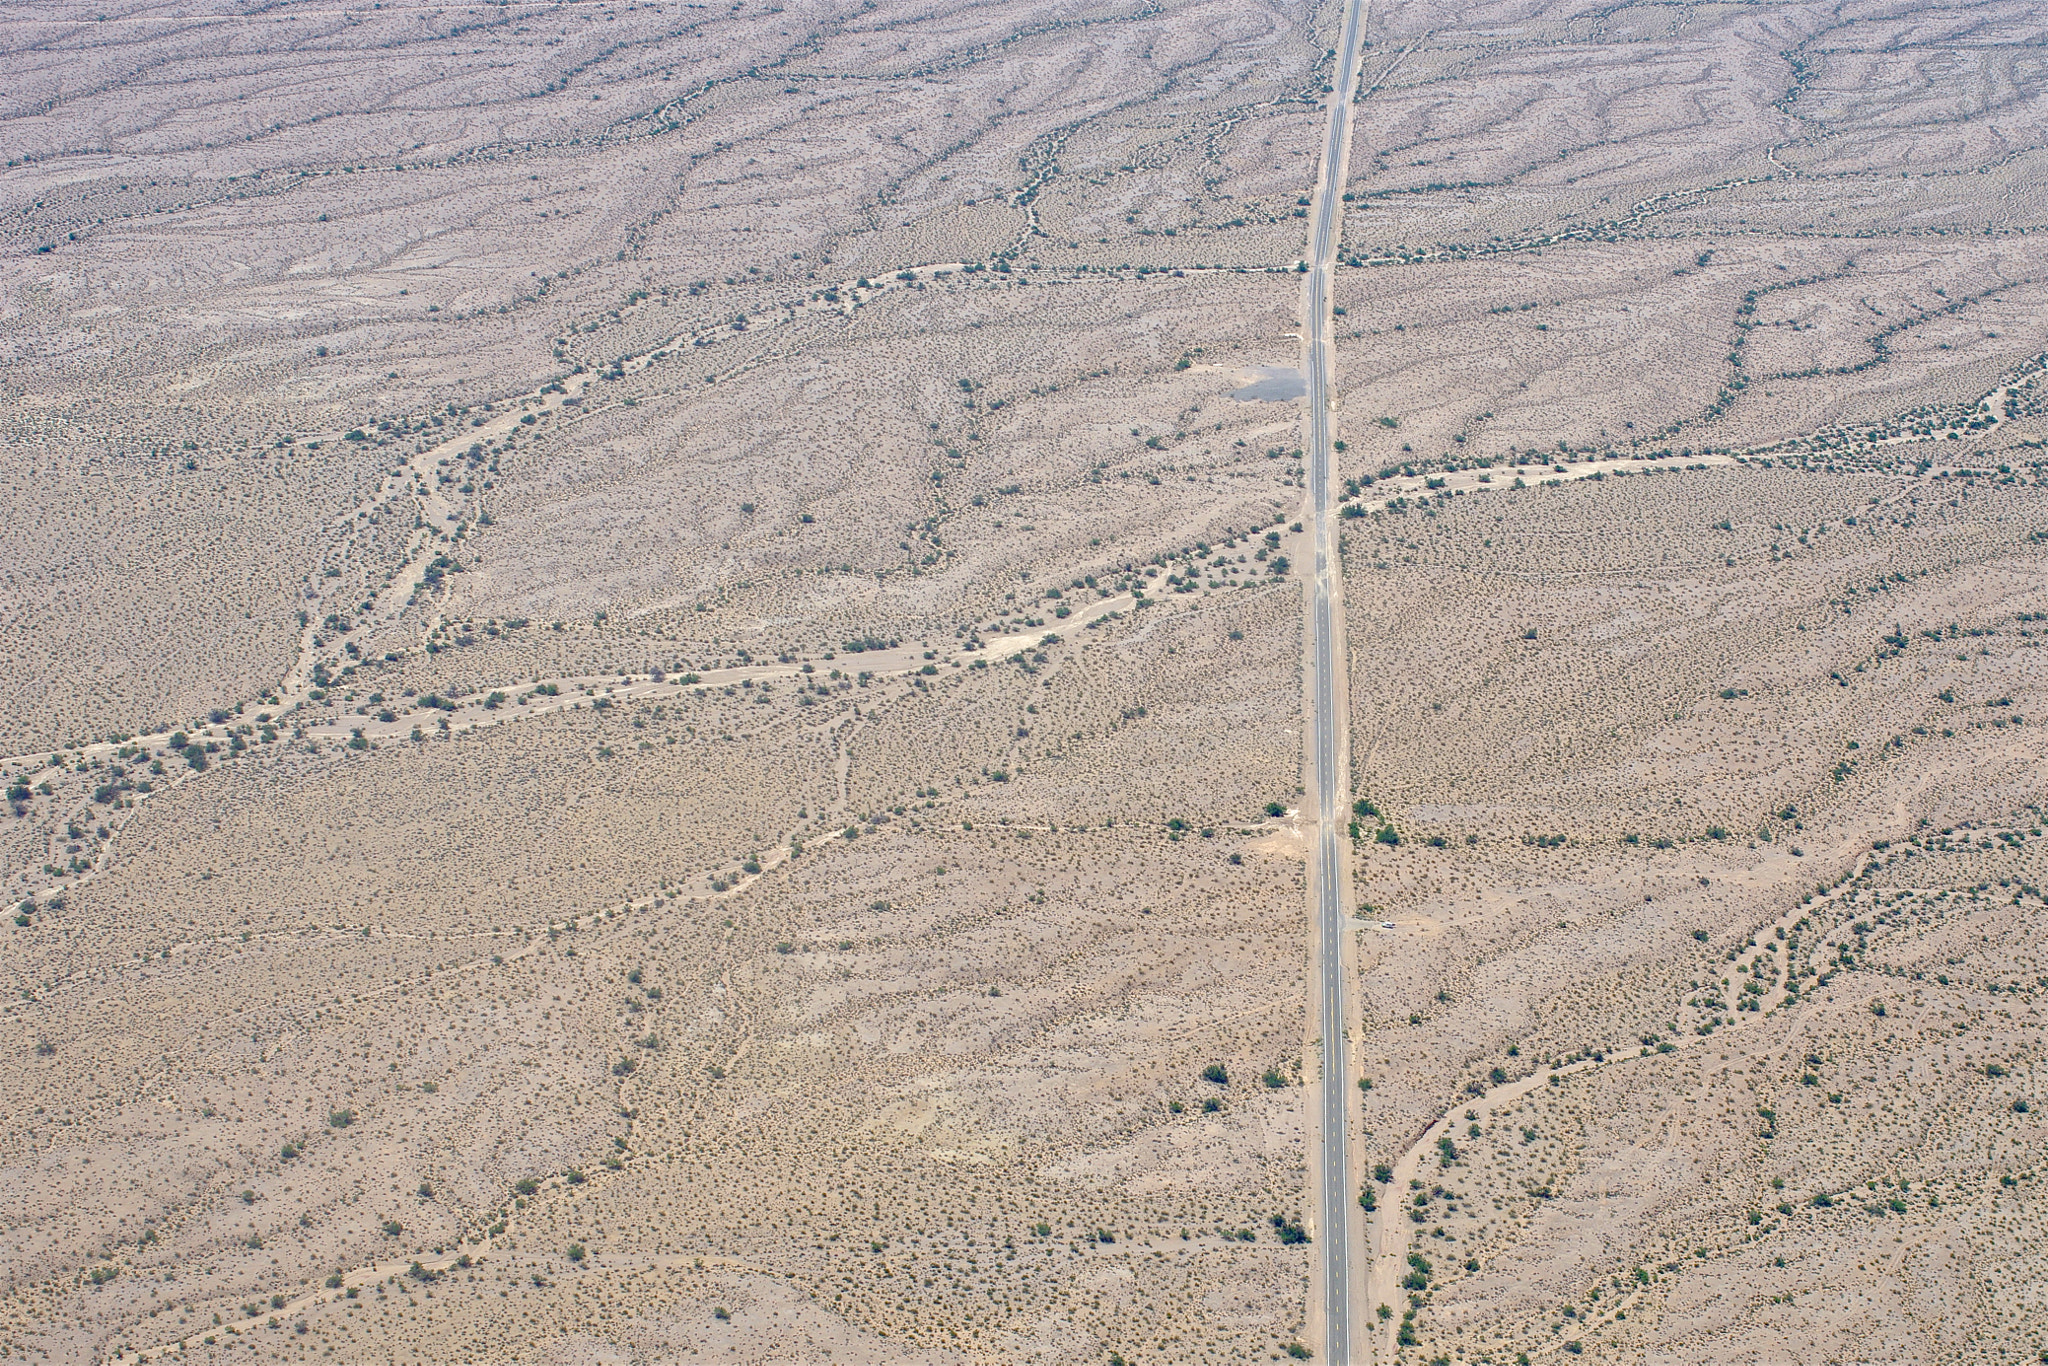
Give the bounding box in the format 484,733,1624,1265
1302,1,1368,1360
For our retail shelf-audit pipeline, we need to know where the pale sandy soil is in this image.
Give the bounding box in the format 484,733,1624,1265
5,0,2048,1362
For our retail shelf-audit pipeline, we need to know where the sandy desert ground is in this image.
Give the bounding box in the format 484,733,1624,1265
7,0,2048,1362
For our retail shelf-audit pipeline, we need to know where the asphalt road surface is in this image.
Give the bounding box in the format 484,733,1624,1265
1302,1,1368,1360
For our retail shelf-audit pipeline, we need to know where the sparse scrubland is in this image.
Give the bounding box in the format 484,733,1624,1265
6,0,2048,1362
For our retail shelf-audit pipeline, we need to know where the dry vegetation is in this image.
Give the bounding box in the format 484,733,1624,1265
7,0,2048,1362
